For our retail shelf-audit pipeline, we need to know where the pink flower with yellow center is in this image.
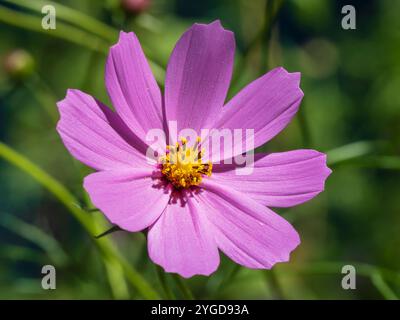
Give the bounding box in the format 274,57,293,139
57,21,331,278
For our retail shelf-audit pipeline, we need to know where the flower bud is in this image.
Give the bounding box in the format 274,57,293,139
3,49,35,80
121,0,151,15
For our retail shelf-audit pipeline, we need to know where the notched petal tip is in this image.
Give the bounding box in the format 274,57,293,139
269,66,303,88
209,19,223,27
109,30,138,52
56,88,77,119
306,150,333,182
263,217,301,269
209,19,233,35
56,88,73,106
324,166,333,183
272,233,301,268
191,19,233,37
316,151,333,179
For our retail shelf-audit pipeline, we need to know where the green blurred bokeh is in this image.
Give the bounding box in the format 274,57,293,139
0,0,399,299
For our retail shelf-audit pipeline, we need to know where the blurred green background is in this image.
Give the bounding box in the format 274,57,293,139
0,0,399,299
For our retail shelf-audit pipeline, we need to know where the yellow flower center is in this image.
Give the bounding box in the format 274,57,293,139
160,137,212,189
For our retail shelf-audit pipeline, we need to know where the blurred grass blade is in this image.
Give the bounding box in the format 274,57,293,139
0,212,68,266
263,269,286,299
156,266,176,299
0,141,160,299
0,3,165,83
103,254,130,299
216,264,241,296
326,141,376,166
371,272,399,300
172,275,194,300
362,156,400,170
327,141,400,169
260,0,285,72
0,244,45,263
230,0,284,90
4,0,117,42
0,141,93,229
24,73,59,123
0,5,108,53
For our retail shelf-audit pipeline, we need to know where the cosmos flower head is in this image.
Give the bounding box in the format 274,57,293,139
56,20,331,278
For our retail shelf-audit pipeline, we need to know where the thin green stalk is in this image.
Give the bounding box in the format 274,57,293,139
326,141,377,166
4,0,117,42
0,212,68,266
0,141,160,299
0,3,165,83
356,156,400,170
371,272,399,300
230,0,284,89
264,269,286,299
25,73,59,123
326,141,400,169
102,251,129,299
297,98,313,148
69,127,129,298
215,264,241,296
1,244,44,263
260,0,284,73
0,5,109,53
172,275,194,300
92,219,129,299
0,141,92,229
156,266,176,300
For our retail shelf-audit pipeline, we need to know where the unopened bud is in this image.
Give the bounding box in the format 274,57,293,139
3,49,35,80
121,0,151,15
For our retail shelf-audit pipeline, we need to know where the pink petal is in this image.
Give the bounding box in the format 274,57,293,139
200,179,300,269
106,31,165,149
209,67,303,162
164,20,235,135
83,168,170,232
56,89,149,171
147,192,219,278
212,150,331,207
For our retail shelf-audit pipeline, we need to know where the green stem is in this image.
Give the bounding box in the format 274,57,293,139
156,266,176,300
264,269,286,299
4,0,117,42
351,156,400,170
24,73,59,124
297,98,313,148
260,0,284,73
0,4,165,83
0,5,109,53
326,140,400,170
371,272,399,300
326,141,377,166
230,0,284,90
172,275,194,300
103,256,130,299
0,212,68,267
0,141,160,299
215,264,241,297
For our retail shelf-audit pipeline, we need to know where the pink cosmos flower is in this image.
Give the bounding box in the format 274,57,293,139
57,21,331,278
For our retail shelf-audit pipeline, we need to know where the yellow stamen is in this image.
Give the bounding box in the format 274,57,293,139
159,136,212,189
